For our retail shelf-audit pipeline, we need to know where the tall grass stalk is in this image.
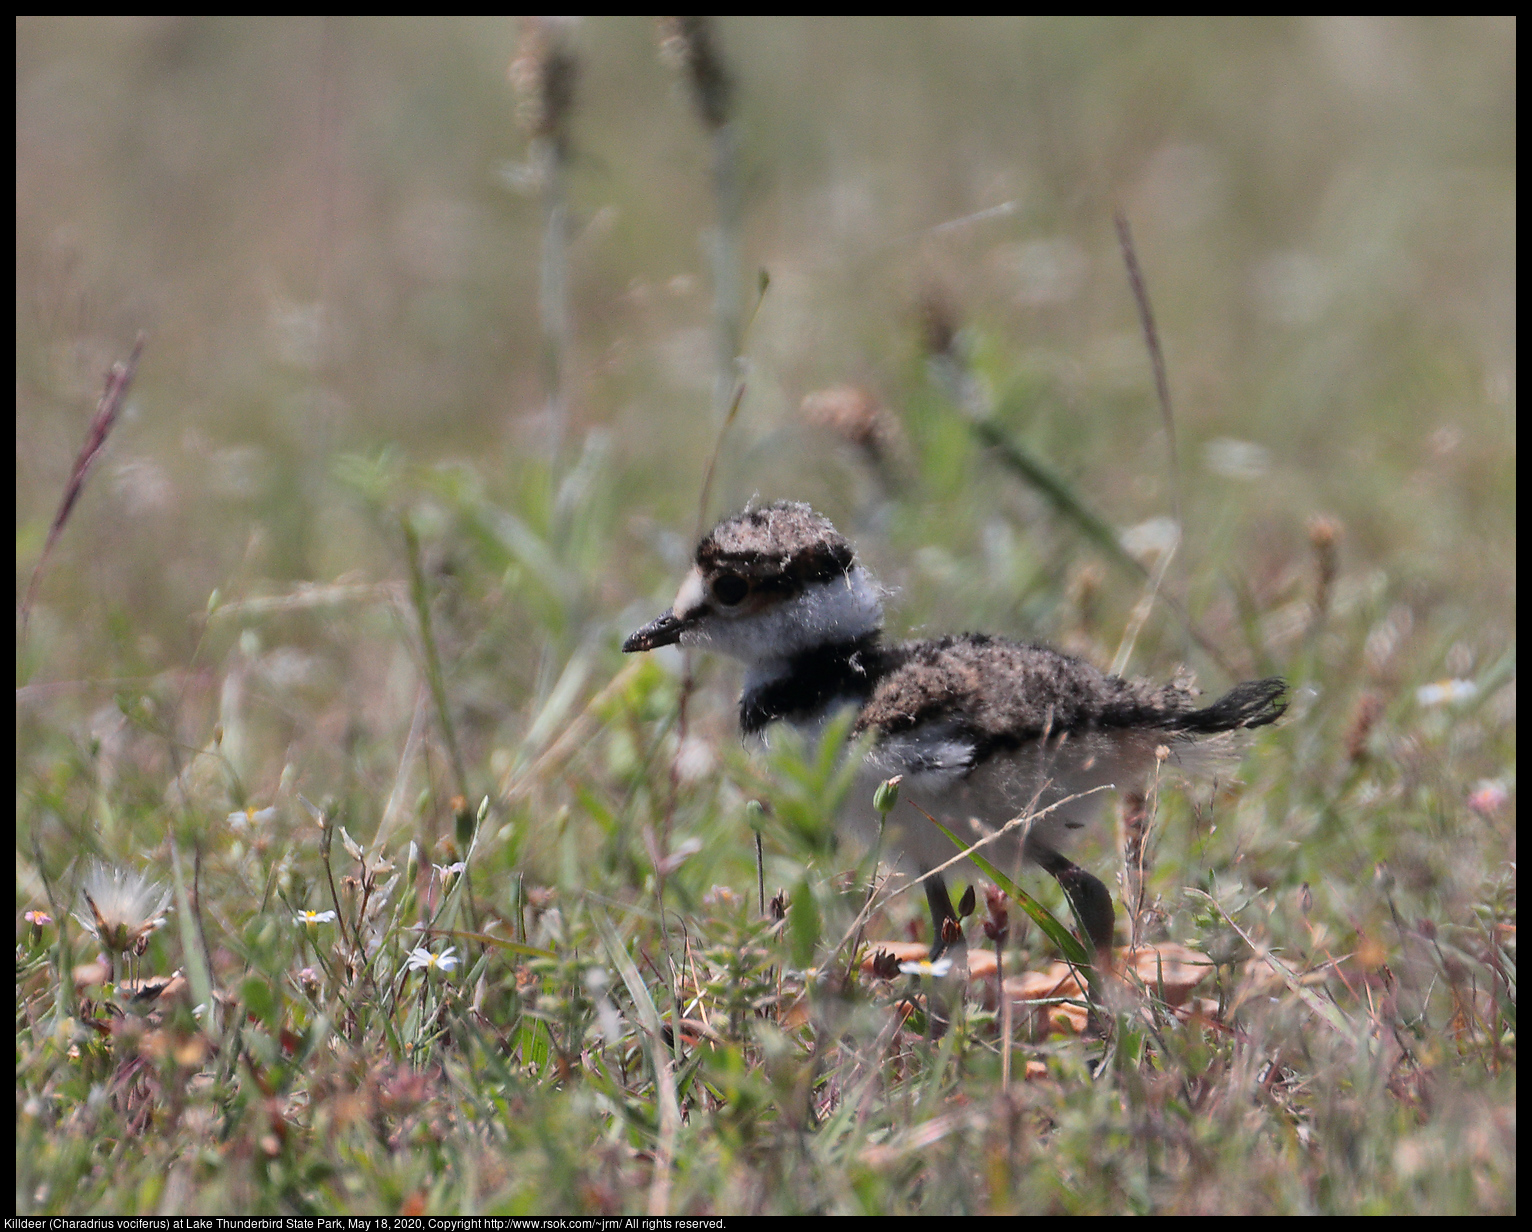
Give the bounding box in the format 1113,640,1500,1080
512,17,579,462
21,333,144,637
659,16,741,423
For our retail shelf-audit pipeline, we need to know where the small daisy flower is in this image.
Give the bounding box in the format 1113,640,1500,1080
73,861,171,955
433,861,466,885
1416,678,1477,707
227,805,278,833
406,945,459,974
898,956,954,979
24,910,52,928
296,909,338,927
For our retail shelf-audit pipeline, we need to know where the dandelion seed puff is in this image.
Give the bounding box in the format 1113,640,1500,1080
73,861,171,955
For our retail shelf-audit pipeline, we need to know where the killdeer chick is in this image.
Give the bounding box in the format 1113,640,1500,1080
623,501,1285,960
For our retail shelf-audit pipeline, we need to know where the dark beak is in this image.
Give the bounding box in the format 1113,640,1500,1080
622,608,689,653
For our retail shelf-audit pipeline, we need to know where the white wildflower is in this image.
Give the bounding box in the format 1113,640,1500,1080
406,946,459,974
227,805,278,833
898,956,954,978
1416,678,1476,707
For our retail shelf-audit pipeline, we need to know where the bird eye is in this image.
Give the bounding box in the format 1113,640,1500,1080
712,573,749,606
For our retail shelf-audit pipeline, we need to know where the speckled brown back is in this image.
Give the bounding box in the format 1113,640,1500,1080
852,634,1199,751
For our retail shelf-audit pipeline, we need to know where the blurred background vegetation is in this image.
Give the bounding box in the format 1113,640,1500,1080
18,16,1514,665
16,16,1514,1215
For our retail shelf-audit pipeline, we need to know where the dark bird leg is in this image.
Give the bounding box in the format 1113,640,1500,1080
1027,841,1116,961
916,872,966,1038
924,874,963,960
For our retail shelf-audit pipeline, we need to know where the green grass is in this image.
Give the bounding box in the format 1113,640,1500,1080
17,17,1514,1215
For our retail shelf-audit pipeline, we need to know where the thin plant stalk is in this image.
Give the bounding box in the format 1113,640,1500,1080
511,18,579,463
1000,970,1013,1091
1116,209,1187,660
401,516,466,797
708,116,741,422
22,332,145,636
539,134,571,461
1114,211,1181,529
658,16,740,424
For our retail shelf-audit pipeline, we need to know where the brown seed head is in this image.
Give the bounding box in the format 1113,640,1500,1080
657,16,734,129
510,17,579,147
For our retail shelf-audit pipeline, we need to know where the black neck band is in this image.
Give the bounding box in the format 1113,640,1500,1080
739,635,886,735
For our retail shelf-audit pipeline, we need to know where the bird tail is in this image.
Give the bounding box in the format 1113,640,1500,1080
1169,677,1287,734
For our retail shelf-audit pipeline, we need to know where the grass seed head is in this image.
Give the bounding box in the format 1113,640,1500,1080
74,860,171,955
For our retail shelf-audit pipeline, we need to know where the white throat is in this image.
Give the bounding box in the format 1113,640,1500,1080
685,564,885,681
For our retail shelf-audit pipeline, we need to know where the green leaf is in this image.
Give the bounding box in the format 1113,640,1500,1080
241,974,278,1029
168,838,215,1024
922,814,1091,969
591,905,682,1141
518,1017,551,1074
787,877,821,969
